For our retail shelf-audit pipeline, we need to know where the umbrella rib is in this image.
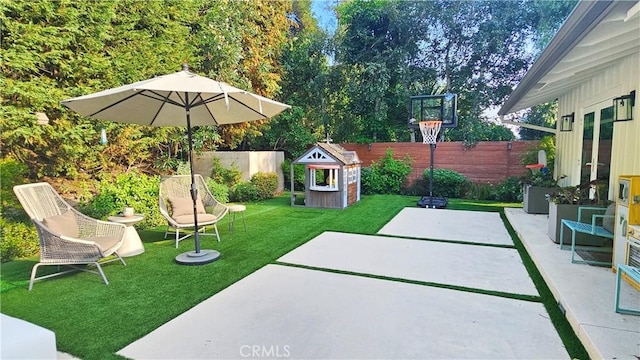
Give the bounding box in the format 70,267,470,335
226,94,268,118
192,93,220,124
140,91,186,108
196,93,268,118
147,91,173,126
86,91,141,117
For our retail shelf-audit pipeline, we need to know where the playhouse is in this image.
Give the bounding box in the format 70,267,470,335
291,143,362,208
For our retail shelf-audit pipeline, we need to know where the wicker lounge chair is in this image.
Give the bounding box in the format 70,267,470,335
159,175,229,248
13,183,127,290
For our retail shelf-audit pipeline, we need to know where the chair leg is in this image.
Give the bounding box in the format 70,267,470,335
559,220,569,250
175,228,180,248
214,224,220,242
93,262,109,285
29,263,43,291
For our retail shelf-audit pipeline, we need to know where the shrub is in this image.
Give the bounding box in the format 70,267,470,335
251,172,278,200
205,177,230,204
494,176,523,202
281,159,305,191
210,158,243,188
175,161,192,175
465,182,496,201
80,171,163,229
0,218,39,262
425,168,470,198
0,157,30,222
230,181,258,202
361,149,413,195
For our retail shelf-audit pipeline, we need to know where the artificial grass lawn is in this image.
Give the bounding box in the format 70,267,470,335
0,194,587,360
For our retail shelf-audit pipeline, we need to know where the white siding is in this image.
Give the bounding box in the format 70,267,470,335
555,53,640,200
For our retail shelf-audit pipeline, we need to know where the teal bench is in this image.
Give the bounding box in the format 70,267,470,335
615,264,640,315
559,206,614,266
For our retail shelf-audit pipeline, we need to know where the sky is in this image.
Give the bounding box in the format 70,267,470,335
311,0,337,33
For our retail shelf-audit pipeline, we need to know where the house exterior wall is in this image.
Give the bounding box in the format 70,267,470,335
556,53,640,200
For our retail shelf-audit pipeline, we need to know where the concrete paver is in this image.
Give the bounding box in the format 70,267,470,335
117,265,567,359
278,231,537,296
378,208,513,245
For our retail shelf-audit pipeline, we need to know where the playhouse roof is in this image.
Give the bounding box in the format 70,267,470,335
294,143,361,166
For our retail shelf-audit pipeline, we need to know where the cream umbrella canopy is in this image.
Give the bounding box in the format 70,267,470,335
61,64,290,264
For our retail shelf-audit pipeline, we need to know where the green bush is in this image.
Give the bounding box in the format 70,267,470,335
251,172,278,200
230,181,259,202
210,158,243,188
281,159,305,191
361,149,413,195
205,177,230,204
175,161,192,175
465,182,496,201
0,157,30,222
425,168,470,198
80,171,162,229
0,218,39,262
494,176,524,202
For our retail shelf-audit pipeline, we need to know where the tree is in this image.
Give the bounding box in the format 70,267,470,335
248,0,329,157
1,0,293,179
329,0,572,144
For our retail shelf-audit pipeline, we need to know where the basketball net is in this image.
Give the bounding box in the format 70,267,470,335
419,120,442,145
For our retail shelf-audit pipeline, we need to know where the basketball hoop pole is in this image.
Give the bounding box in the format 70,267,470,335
429,141,435,208
419,120,442,209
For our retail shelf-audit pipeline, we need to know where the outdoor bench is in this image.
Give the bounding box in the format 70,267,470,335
559,206,614,266
614,264,640,315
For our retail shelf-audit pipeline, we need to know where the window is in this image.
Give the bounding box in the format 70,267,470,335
348,167,357,184
309,165,340,191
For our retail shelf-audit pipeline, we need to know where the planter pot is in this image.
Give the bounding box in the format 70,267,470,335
523,185,554,214
548,202,606,246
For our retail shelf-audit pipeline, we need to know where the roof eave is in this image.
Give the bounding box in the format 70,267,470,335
498,0,617,116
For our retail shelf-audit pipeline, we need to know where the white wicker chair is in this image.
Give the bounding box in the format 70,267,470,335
13,182,127,290
159,175,229,248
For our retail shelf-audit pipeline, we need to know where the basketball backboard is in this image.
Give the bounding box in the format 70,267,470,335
409,93,458,129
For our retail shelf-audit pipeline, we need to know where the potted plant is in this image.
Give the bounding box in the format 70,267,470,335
520,138,557,214
522,171,558,214
547,180,610,245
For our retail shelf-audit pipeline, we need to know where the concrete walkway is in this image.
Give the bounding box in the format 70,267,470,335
505,208,640,360
117,208,569,359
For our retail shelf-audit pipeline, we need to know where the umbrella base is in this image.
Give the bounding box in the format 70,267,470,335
175,250,221,265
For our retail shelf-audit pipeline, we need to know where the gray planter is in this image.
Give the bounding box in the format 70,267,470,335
523,185,554,214
547,201,606,246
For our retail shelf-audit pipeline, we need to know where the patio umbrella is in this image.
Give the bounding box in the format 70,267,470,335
61,64,290,265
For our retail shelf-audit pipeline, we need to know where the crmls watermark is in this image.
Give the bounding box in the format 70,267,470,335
239,344,291,358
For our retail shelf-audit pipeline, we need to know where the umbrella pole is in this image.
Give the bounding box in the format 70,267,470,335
175,95,220,265
186,108,201,254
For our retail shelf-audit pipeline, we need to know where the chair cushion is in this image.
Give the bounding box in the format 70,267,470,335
172,213,218,225
603,203,615,234
168,197,206,217
82,236,123,255
43,210,79,238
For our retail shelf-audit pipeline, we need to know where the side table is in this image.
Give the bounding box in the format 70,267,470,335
227,204,246,232
108,214,145,257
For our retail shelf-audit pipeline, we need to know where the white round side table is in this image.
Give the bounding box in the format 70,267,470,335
227,204,246,232
108,214,145,257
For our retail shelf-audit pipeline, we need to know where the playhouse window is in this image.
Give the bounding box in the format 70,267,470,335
309,165,339,191
348,167,357,184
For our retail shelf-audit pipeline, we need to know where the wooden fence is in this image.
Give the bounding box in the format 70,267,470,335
341,141,540,185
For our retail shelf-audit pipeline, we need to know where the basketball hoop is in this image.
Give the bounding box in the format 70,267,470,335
419,120,442,145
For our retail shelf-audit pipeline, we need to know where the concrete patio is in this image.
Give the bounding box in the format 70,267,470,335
505,208,640,360
46,206,639,359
